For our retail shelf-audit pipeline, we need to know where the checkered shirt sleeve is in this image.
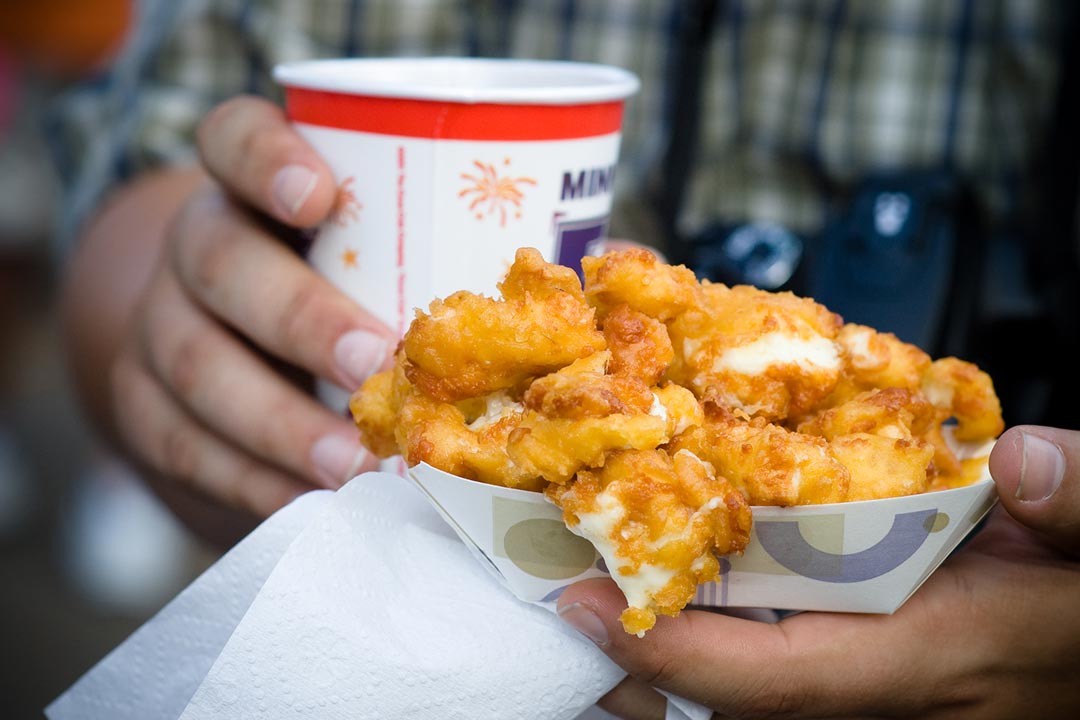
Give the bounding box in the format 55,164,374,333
46,0,1063,252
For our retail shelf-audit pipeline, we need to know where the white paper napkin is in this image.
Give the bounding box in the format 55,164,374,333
46,489,331,720
47,471,716,719
178,472,625,718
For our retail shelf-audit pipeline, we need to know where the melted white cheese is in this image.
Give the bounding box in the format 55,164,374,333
922,381,954,409
466,392,523,431
673,448,706,469
570,492,675,616
682,337,702,360
789,467,802,497
569,458,723,619
648,393,668,423
713,332,841,375
844,326,874,366
652,394,698,436
879,423,905,439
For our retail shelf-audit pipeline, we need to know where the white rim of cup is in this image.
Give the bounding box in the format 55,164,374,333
272,57,640,105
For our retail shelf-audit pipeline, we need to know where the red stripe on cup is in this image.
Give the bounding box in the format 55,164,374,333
284,87,625,140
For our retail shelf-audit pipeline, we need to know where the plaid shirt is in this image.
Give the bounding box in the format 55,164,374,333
49,0,1065,256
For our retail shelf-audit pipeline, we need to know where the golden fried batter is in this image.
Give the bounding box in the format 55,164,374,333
402,248,605,402
350,366,400,459
667,283,844,421
796,387,939,441
507,352,686,484
921,357,1005,442
546,448,751,635
670,411,850,506
796,387,949,495
827,324,932,406
522,352,653,419
582,248,701,321
395,391,544,491
601,304,674,385
348,246,1005,635
829,434,934,501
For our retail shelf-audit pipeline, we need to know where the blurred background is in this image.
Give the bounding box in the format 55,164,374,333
0,3,215,717
2,1,1078,718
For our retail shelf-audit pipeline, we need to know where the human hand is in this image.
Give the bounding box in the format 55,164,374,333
560,425,1080,719
105,96,394,537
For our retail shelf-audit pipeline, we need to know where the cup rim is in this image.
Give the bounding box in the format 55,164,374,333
273,57,640,105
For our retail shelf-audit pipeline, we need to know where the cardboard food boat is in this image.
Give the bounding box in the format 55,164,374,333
408,432,998,614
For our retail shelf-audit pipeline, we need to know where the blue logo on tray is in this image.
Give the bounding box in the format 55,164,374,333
755,508,945,583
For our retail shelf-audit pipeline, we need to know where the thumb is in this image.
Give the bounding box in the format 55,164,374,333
556,578,926,718
989,425,1080,554
556,578,790,717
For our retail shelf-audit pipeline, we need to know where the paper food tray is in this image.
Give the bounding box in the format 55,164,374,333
407,433,997,614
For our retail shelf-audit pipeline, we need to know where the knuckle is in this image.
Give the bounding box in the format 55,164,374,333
159,425,202,484
726,649,817,718
629,652,681,690
166,330,212,400
726,637,812,720
213,457,257,512
223,461,291,518
196,96,252,155
279,278,331,350
730,684,809,720
240,122,293,175
188,223,230,295
133,293,165,366
109,354,143,446
169,193,233,295
248,395,293,461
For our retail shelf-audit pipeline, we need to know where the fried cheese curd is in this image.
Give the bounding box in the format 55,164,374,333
349,247,1004,635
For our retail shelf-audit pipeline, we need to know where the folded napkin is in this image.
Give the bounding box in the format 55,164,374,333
46,489,329,719
49,473,716,719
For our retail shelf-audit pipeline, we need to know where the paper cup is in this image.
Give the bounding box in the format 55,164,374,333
273,57,640,411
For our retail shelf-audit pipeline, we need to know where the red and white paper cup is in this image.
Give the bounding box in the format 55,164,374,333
274,57,639,411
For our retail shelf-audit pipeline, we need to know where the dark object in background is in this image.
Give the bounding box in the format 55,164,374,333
686,164,1077,431
689,220,805,293
688,170,979,358
804,170,977,356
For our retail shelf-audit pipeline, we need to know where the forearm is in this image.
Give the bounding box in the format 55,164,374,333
59,165,206,445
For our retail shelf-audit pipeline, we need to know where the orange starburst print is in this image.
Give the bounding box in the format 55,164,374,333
458,158,536,227
341,247,359,269
330,176,362,227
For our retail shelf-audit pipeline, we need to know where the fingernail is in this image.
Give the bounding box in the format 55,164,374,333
334,329,389,389
272,164,318,217
1016,433,1066,502
311,434,368,488
558,602,609,648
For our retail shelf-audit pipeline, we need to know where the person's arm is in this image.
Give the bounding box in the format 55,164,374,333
59,97,398,546
562,425,1080,719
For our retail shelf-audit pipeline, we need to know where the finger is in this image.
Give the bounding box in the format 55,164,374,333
111,345,312,519
557,578,943,719
990,425,1080,554
596,676,667,720
558,579,794,717
196,95,336,226
170,189,395,392
139,268,377,488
